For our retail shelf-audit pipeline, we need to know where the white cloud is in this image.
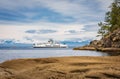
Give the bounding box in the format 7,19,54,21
0,0,113,43
97,0,113,11
37,0,87,15
0,21,99,43
0,0,111,22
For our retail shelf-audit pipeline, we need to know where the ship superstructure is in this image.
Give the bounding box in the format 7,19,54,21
33,39,68,48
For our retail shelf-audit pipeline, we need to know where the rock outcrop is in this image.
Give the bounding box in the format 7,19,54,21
74,29,120,54
89,29,120,48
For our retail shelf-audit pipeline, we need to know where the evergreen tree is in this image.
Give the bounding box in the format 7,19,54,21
98,0,120,36
110,2,120,31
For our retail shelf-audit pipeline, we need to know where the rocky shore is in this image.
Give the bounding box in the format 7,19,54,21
0,56,120,79
74,29,120,55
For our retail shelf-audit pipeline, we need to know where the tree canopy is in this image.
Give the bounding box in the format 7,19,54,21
98,0,120,37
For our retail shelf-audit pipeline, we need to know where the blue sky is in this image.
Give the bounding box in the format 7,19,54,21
0,0,113,43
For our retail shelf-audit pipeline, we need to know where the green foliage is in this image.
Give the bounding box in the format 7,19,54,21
110,3,120,31
97,22,110,37
98,0,120,36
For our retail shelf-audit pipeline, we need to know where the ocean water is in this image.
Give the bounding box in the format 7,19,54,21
0,48,108,63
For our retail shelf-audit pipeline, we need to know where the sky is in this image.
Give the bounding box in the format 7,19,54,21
0,0,113,43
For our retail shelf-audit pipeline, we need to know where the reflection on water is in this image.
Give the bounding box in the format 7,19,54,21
0,48,108,63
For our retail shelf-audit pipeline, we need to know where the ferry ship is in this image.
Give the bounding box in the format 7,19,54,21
33,39,68,48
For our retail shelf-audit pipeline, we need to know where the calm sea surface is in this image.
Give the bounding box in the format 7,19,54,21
0,48,108,63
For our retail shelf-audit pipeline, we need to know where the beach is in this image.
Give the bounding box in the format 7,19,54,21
0,56,120,79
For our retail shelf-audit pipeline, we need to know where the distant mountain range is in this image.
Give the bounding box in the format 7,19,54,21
0,39,90,48
60,41,90,48
0,40,32,48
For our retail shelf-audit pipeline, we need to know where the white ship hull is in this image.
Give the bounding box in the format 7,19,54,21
33,46,67,48
33,39,68,48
